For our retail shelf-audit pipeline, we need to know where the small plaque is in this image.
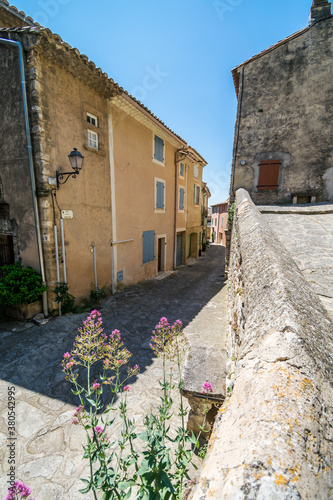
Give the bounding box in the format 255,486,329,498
117,271,123,282
61,210,73,220
48,177,57,186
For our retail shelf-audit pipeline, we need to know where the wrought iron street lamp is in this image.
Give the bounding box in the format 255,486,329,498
56,148,84,188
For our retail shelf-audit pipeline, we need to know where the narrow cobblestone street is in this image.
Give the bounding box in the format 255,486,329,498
0,245,226,499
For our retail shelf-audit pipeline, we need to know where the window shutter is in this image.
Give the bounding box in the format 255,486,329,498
179,188,184,210
143,230,155,264
156,181,164,209
257,160,280,190
154,135,164,162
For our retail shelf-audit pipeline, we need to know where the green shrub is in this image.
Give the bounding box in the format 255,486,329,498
0,262,47,305
228,203,235,225
54,282,76,314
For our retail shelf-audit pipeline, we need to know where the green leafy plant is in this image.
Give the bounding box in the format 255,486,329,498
228,203,235,226
54,282,76,314
0,262,47,305
90,284,107,304
62,313,212,499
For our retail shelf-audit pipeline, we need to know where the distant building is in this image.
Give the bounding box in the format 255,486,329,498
211,201,229,246
230,0,333,205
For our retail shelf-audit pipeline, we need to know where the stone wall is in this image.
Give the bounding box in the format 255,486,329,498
191,189,333,499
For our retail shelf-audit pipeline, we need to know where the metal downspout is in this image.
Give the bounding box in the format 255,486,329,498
0,37,48,316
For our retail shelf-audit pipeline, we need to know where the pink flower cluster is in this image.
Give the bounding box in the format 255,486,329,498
123,385,130,392
92,380,101,391
91,425,110,444
72,404,86,425
202,382,213,394
5,481,34,500
150,317,186,360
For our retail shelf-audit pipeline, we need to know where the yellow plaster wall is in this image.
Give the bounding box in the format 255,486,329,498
111,105,179,286
38,55,112,302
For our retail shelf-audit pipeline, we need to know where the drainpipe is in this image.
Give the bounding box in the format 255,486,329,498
0,37,48,316
60,218,67,283
53,224,61,315
91,243,97,291
174,149,188,269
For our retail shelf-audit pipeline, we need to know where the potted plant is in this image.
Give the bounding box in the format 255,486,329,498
0,262,47,320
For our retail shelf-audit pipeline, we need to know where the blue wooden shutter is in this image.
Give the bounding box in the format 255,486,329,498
156,181,165,209
179,188,184,210
180,163,184,177
154,135,164,162
143,230,155,264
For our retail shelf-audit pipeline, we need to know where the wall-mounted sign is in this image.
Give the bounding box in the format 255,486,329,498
61,210,73,220
117,270,123,282
48,177,57,186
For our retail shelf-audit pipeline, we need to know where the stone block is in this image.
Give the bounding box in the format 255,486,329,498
5,300,42,321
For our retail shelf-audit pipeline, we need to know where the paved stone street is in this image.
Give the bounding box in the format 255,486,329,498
260,203,333,321
0,245,226,500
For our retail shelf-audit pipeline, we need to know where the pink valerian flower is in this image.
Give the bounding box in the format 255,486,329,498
73,404,83,417
72,404,88,425
202,382,213,394
123,385,130,392
63,352,71,359
5,481,34,500
91,425,110,444
92,380,101,391
151,317,188,361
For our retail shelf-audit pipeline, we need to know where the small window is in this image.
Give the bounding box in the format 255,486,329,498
87,113,98,127
143,230,155,264
193,184,200,205
154,135,164,163
156,180,165,210
179,187,185,210
257,160,280,190
194,164,199,178
88,130,98,149
179,162,184,178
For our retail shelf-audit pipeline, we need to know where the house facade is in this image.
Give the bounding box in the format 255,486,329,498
230,0,333,205
0,2,207,314
211,201,229,245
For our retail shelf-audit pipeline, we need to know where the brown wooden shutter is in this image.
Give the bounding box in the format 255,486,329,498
257,160,280,190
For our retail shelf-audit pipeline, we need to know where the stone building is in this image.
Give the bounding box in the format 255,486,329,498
230,0,333,205
0,1,207,314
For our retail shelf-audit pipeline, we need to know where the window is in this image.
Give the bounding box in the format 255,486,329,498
179,162,184,178
87,113,98,127
155,179,165,210
143,230,155,264
194,164,199,178
193,184,200,205
257,160,280,190
154,135,164,164
88,130,98,149
179,187,185,210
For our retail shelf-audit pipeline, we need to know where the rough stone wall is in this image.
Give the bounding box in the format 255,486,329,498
0,32,40,270
232,15,333,203
191,189,333,499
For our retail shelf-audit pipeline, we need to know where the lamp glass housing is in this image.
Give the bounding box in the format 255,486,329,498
68,148,84,171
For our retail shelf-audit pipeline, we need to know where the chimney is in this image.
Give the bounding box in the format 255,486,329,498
309,0,332,23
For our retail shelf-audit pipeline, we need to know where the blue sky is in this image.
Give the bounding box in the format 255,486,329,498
15,0,310,205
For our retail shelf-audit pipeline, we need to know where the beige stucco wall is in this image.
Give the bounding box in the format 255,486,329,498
111,105,180,286
34,51,113,306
